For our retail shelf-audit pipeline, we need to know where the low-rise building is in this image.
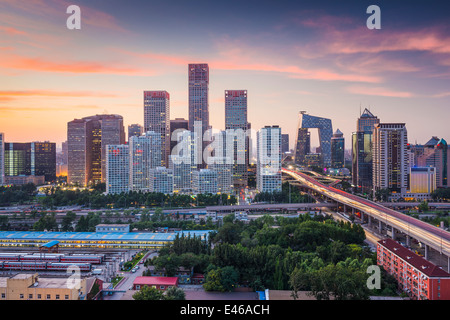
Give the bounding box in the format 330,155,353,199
0,273,95,300
377,239,450,300
132,276,178,291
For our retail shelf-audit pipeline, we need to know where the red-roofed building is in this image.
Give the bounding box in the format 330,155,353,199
377,238,450,300
132,276,179,291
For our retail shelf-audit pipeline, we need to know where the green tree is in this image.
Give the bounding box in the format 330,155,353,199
164,286,186,300
132,286,164,300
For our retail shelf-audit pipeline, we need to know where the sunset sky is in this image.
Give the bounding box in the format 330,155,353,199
1,0,450,149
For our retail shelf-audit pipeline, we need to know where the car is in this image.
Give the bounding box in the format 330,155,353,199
131,269,136,273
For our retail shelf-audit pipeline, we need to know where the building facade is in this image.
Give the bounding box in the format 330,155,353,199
225,90,249,187
144,91,170,167
129,131,161,192
149,167,174,194
0,133,4,185
106,144,130,194
377,239,450,300
4,142,56,183
352,108,380,193
192,169,218,195
170,118,189,155
67,114,125,186
331,129,345,168
294,112,332,167
128,124,143,140
410,167,436,194
257,126,282,193
372,123,408,195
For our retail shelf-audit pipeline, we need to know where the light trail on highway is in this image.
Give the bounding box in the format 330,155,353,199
282,168,450,257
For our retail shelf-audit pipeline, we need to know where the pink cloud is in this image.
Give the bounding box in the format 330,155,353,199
0,50,150,75
346,85,414,98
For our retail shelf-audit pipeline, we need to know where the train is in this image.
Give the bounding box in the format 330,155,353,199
0,252,104,264
0,261,92,272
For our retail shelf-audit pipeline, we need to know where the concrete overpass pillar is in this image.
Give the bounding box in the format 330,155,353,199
368,215,372,227
360,212,364,223
448,257,450,274
424,245,428,260
391,227,396,240
379,221,382,233
406,235,410,247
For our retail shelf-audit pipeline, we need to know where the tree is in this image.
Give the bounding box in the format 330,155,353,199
164,286,186,300
132,286,164,300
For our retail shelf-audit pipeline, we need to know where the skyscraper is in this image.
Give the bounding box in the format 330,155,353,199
67,114,125,186
352,108,380,192
129,131,161,192
4,142,56,182
294,112,333,167
225,90,249,187
331,129,345,168
416,137,449,188
189,63,209,168
281,134,289,154
257,126,282,193
170,118,189,155
372,123,408,195
188,64,209,134
170,130,198,193
0,133,4,185
294,128,310,166
128,124,143,140
31,142,56,182
144,91,170,167
106,144,130,194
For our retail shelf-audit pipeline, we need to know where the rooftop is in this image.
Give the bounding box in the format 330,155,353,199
133,276,178,286
0,230,212,243
378,239,450,278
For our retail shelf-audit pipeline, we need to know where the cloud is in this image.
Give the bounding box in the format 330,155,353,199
0,51,147,75
346,85,414,98
0,90,120,98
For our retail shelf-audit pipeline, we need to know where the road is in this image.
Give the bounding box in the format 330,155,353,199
282,168,450,257
102,251,158,300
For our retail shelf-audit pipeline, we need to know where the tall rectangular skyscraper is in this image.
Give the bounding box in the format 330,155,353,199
0,133,4,185
144,91,170,167
129,131,161,192
257,126,282,193
352,108,380,192
189,64,209,168
106,144,130,194
67,114,125,186
225,90,249,187
372,123,408,195
188,64,209,134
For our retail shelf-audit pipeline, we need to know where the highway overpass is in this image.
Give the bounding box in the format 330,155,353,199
282,168,450,271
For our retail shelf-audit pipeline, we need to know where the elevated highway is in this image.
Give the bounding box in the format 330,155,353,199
282,168,450,267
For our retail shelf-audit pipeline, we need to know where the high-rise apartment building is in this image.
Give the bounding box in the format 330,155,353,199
144,91,170,167
129,131,161,192
149,167,174,194
67,114,125,186
192,169,218,195
106,144,130,195
372,123,408,195
352,108,380,192
257,126,282,193
410,167,436,194
331,129,345,168
225,90,249,187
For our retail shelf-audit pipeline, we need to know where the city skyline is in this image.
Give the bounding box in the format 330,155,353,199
1,0,450,149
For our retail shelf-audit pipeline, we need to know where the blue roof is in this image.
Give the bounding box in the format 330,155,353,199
0,230,212,242
41,240,60,248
